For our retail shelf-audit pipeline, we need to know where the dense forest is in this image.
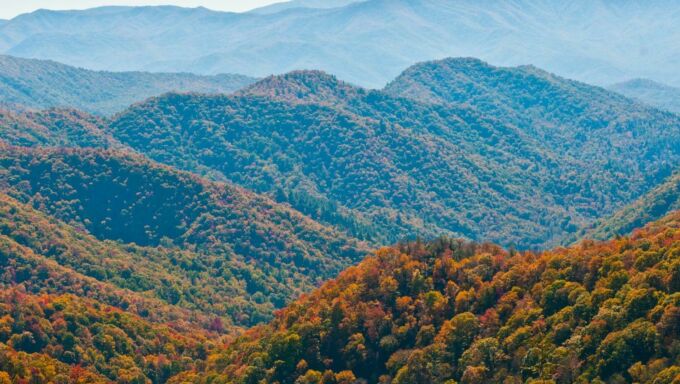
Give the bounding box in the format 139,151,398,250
0,55,257,115
2,197,677,383
0,108,116,148
384,58,679,183
106,63,680,248
0,56,679,383
0,145,368,326
2,59,678,249
188,212,680,383
0,291,212,383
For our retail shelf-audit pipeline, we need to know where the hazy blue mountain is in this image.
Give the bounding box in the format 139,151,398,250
0,55,256,115
1,1,679,88
249,0,364,14
609,79,680,114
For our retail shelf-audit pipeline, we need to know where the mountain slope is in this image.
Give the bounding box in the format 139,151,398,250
0,289,212,383
1,190,269,330
108,76,566,247
385,58,680,204
0,146,368,326
583,172,680,241
2,1,680,88
189,212,680,383
609,79,680,114
0,55,256,115
384,58,680,159
0,194,226,382
106,64,680,248
0,108,118,148
249,0,364,14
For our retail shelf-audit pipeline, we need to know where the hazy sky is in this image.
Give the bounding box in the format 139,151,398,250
0,0,282,19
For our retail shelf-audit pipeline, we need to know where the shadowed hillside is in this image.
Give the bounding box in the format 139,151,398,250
0,145,368,326
582,172,680,242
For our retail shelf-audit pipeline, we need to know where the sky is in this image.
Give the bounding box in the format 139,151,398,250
0,0,282,19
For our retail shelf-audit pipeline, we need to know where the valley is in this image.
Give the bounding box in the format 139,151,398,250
0,2,678,382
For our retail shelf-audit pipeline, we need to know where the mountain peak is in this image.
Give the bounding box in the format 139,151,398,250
383,57,498,103
239,70,363,105
404,57,493,74
613,78,672,90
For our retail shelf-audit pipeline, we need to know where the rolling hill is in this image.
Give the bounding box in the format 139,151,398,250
1,191,239,331
609,79,680,114
0,191,230,382
0,289,212,383
384,58,680,162
0,108,117,148
0,145,369,326
0,55,256,115
1,1,680,88
103,60,680,249
3,179,677,382
180,211,680,383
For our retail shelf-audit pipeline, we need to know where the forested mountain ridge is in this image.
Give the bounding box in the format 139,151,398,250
105,62,680,249
0,108,118,148
185,211,680,383
0,145,369,326
0,55,256,115
0,63,678,381
108,80,566,248
384,57,680,162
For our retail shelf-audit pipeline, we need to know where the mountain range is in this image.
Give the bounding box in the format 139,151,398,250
2,1,680,88
108,58,680,249
3,198,678,382
0,55,256,115
249,0,363,14
0,50,679,382
2,57,679,250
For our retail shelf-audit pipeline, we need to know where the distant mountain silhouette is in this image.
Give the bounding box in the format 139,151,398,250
2,1,679,88
609,79,680,114
249,0,363,14
0,55,256,115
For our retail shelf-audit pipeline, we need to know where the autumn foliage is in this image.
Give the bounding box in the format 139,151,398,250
193,213,680,383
